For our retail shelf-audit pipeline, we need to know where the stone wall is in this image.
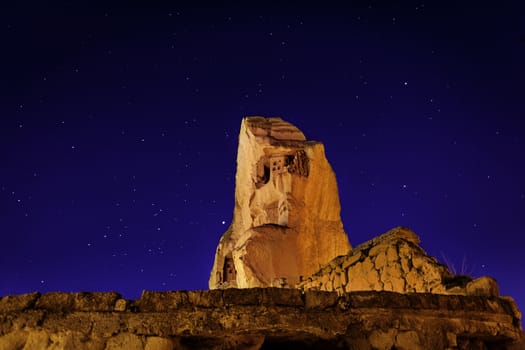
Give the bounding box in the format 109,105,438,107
298,227,499,298
0,288,523,349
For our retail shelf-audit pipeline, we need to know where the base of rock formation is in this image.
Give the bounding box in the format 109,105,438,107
1,288,523,350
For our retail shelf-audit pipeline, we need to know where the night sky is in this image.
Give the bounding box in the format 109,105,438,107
2,2,524,316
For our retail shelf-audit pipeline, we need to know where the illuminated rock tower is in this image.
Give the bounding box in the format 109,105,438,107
209,117,351,289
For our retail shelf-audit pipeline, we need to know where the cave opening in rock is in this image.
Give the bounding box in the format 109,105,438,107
256,163,271,188
260,337,348,349
223,254,236,282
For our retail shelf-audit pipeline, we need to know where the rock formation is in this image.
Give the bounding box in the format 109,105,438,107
1,116,523,349
209,117,351,289
298,226,501,297
0,289,523,350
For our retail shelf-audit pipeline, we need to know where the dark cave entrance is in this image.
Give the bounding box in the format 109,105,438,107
223,254,236,282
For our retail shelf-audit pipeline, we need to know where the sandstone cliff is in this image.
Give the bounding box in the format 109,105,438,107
209,117,351,289
0,289,523,350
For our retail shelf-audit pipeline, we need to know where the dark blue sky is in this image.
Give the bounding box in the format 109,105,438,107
1,1,524,316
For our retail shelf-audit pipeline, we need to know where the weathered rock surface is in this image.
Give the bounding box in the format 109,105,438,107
298,226,502,298
0,289,522,349
210,117,351,289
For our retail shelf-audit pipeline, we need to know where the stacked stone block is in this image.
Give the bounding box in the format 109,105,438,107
298,227,499,297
